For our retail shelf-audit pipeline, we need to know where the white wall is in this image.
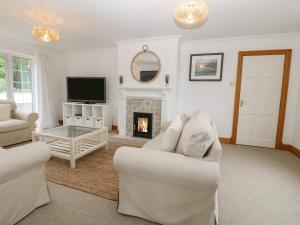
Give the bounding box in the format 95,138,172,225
64,47,118,123
62,33,300,148
177,33,300,146
117,36,180,123
0,35,64,123
117,37,179,90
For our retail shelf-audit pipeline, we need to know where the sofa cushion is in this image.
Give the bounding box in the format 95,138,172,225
143,114,189,152
0,104,11,121
176,110,214,158
0,119,29,133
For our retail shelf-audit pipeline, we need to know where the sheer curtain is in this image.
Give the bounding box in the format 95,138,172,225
35,54,57,129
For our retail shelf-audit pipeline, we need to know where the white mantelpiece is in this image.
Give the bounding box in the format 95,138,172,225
118,87,171,136
119,87,171,99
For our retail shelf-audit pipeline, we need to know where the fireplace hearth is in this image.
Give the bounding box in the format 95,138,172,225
133,112,153,139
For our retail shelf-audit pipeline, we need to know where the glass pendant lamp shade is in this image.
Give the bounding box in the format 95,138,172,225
32,26,60,43
174,0,209,29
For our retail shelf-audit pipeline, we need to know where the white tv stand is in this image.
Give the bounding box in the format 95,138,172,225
63,102,112,130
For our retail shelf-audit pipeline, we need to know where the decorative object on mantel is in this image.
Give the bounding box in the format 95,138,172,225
118,75,123,87
165,74,170,87
131,45,161,84
174,0,209,29
189,53,224,81
32,26,60,43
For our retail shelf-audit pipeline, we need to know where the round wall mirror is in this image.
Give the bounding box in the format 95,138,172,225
131,49,161,83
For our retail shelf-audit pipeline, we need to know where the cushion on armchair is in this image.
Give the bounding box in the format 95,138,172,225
0,104,11,121
143,114,189,152
0,100,17,112
0,120,29,133
176,110,214,158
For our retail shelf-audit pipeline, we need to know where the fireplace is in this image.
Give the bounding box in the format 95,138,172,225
133,112,153,139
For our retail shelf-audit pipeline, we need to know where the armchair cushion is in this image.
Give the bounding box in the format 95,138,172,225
176,110,214,158
0,104,11,121
0,100,17,111
0,119,29,133
143,114,189,152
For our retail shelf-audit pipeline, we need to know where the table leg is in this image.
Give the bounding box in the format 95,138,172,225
70,140,76,169
32,132,37,142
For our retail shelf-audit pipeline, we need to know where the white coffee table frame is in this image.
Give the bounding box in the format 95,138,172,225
32,126,108,168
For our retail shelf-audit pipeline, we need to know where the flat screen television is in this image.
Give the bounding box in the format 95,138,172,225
67,77,106,103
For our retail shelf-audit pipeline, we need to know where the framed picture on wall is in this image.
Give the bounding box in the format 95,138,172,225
189,53,224,81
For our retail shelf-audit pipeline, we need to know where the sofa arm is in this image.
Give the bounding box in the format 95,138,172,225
0,142,51,185
114,147,219,190
12,111,39,125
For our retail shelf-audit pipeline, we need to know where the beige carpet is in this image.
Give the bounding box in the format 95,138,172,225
17,144,300,225
46,141,132,201
219,144,300,225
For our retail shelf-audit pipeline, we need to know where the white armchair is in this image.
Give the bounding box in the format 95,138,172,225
0,100,38,147
114,116,222,225
0,142,51,225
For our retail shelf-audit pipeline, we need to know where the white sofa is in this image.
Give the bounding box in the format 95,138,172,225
0,142,51,225
114,112,222,225
0,100,38,147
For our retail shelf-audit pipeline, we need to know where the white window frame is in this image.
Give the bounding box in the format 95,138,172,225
0,50,36,112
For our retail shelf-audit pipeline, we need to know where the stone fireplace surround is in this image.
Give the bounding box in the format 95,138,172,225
118,87,170,138
126,98,161,138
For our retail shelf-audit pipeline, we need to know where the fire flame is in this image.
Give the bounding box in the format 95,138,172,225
138,118,148,133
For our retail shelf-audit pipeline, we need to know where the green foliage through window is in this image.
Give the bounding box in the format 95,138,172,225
0,55,6,92
12,56,32,92
0,54,33,112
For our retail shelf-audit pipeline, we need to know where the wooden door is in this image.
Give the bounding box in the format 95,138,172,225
236,55,285,148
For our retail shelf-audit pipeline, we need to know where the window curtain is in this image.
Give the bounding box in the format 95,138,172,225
35,54,57,129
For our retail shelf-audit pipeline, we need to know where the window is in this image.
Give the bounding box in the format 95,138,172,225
12,56,33,112
0,54,7,100
0,53,34,113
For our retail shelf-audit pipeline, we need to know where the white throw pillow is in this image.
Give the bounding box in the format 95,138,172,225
176,110,214,158
0,104,11,121
142,132,166,150
190,109,212,122
143,114,189,152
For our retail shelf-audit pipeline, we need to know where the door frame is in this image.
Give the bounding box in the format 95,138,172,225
231,49,292,149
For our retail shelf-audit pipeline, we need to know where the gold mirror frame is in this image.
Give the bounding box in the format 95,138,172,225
130,50,161,84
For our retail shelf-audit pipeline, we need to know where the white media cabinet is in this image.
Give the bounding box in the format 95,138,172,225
63,103,112,130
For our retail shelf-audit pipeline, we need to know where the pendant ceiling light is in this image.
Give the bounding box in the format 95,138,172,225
174,0,209,29
32,26,60,43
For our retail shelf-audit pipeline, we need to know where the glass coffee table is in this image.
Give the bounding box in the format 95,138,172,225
32,126,108,168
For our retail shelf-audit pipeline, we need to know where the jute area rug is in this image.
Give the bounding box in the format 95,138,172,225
46,141,133,201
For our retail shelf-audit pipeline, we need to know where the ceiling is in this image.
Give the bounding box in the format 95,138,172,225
1,0,300,50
